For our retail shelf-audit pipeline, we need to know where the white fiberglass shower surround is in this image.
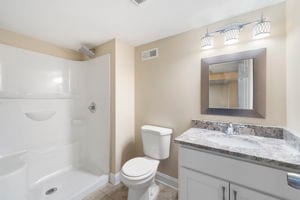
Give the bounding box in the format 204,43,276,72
0,44,110,200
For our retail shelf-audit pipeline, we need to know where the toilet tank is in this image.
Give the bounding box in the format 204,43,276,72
141,125,173,160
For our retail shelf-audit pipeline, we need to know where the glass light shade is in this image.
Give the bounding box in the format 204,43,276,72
253,21,271,39
224,28,240,45
201,35,214,49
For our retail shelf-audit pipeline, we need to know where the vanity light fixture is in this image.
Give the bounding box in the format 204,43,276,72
223,26,241,45
201,30,214,49
201,14,271,49
253,14,271,39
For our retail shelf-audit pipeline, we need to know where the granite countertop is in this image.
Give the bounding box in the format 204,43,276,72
175,127,300,172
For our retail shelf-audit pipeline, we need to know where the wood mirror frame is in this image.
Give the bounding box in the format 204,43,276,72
201,48,266,118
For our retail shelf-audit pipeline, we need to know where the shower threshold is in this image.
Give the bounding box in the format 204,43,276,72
27,168,108,200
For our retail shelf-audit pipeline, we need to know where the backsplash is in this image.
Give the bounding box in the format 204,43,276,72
284,129,300,152
191,120,284,139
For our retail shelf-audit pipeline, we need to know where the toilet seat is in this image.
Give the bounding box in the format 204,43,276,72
121,157,158,181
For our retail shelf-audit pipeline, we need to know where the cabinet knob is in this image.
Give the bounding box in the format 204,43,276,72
287,173,300,190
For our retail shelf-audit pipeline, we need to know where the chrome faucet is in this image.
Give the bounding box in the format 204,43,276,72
226,123,235,135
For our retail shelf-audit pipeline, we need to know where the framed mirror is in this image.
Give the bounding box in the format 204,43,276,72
201,48,266,118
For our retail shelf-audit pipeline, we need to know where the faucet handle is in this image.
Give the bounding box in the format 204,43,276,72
226,123,234,135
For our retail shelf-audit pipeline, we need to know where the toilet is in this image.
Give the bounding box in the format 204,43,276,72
120,125,173,200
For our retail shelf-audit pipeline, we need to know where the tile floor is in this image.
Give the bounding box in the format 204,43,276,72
84,182,178,200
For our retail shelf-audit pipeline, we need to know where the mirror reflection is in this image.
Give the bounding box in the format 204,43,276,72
209,59,253,110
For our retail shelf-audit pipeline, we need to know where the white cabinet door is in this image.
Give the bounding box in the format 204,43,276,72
180,167,229,200
230,184,281,200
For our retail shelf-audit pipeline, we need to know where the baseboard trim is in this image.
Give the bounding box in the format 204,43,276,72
110,171,178,189
109,172,121,185
155,171,178,189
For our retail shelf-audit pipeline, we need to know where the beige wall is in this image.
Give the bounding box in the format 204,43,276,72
286,0,300,135
135,3,286,178
0,28,83,60
114,40,135,172
93,40,135,173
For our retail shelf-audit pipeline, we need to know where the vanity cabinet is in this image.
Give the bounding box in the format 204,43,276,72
179,146,300,200
180,167,229,200
180,167,279,200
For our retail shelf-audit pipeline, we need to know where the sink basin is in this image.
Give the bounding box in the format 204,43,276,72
206,135,261,149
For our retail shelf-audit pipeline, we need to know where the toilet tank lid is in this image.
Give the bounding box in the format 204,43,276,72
142,125,173,135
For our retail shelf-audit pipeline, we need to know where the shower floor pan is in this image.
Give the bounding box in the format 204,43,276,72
28,168,108,200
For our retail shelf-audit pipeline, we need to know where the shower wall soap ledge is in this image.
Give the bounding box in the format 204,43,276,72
24,111,56,121
0,91,75,99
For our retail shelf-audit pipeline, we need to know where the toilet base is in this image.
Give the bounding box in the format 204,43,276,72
128,181,159,200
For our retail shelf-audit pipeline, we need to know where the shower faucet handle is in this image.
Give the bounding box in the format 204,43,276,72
88,102,96,113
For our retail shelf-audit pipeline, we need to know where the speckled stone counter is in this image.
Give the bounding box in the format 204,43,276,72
175,121,300,172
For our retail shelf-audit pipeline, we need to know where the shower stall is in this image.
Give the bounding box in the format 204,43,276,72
0,44,110,200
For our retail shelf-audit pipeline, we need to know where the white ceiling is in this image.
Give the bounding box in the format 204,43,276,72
0,0,284,50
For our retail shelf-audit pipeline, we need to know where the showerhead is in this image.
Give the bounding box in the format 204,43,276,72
78,45,95,58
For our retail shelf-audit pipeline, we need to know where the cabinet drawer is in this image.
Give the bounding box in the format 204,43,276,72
179,146,300,200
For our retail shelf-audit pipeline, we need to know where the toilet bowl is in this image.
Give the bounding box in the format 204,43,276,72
120,157,159,200
120,125,172,200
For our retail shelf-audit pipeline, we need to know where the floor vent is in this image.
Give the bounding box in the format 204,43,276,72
141,48,159,61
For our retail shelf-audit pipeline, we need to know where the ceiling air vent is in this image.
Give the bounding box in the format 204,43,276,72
141,48,158,61
131,0,147,6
